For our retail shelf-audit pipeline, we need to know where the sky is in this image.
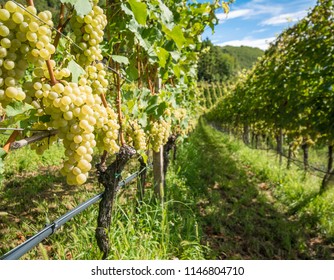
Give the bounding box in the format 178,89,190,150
200,0,318,50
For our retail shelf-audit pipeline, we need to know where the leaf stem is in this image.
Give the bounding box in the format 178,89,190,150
116,63,125,146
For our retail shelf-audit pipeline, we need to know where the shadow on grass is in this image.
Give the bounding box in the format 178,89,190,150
0,166,100,256
175,118,334,259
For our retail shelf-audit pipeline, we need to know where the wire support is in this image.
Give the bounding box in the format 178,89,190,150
0,165,151,260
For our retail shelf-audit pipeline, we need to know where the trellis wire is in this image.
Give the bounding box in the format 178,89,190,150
0,165,150,260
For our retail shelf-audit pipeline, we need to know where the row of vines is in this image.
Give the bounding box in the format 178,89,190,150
207,0,334,192
0,0,231,259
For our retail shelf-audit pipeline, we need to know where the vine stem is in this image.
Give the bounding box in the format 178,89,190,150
53,3,65,49
137,44,142,88
100,93,108,108
53,3,72,50
46,60,57,86
116,63,125,146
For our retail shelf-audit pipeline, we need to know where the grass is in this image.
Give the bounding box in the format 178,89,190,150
1,119,333,259
174,118,334,259
0,143,206,260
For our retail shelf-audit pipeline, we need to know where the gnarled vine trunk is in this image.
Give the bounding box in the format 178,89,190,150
95,145,136,259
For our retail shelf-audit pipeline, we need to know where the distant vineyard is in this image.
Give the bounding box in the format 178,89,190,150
207,0,334,192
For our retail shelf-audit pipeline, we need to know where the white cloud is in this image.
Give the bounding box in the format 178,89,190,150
217,37,276,50
261,10,307,25
217,3,284,23
252,28,268,34
228,9,253,19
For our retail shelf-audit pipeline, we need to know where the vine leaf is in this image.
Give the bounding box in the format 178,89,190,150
4,102,34,118
128,0,147,26
68,60,85,83
111,55,130,65
158,0,173,27
60,0,92,16
156,47,170,67
162,25,186,49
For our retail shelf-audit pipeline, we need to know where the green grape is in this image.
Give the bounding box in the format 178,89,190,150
150,119,171,152
28,21,39,32
4,60,15,70
1,38,11,48
0,25,10,37
4,1,18,13
12,12,24,24
0,9,10,21
70,1,107,67
126,121,147,151
76,174,87,185
5,86,18,98
0,47,7,58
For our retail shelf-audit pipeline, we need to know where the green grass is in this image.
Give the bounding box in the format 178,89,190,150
0,143,206,260
174,118,334,259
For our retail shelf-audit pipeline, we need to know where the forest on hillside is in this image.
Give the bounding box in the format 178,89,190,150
197,39,264,82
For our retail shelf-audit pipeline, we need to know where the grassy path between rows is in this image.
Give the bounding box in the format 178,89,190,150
174,118,334,259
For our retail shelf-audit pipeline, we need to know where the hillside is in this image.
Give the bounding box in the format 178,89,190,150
221,45,264,70
198,39,264,82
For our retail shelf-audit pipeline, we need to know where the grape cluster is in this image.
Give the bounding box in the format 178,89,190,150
149,119,171,152
80,62,108,96
71,1,107,67
0,1,54,105
31,75,119,185
126,121,147,151
0,1,121,185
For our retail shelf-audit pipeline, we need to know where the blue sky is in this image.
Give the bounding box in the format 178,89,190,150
200,0,317,50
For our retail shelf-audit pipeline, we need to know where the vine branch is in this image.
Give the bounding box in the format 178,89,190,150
115,62,125,146
10,130,58,150
53,3,73,50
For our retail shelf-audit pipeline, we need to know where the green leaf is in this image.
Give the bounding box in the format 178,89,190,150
5,102,34,117
128,0,147,25
146,96,159,115
158,0,174,28
156,47,170,68
139,152,148,164
61,0,92,16
60,0,76,4
111,55,130,65
138,113,148,128
0,148,6,157
173,64,181,79
157,102,168,117
126,64,139,80
68,60,85,83
146,104,159,115
127,19,152,52
162,25,186,50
